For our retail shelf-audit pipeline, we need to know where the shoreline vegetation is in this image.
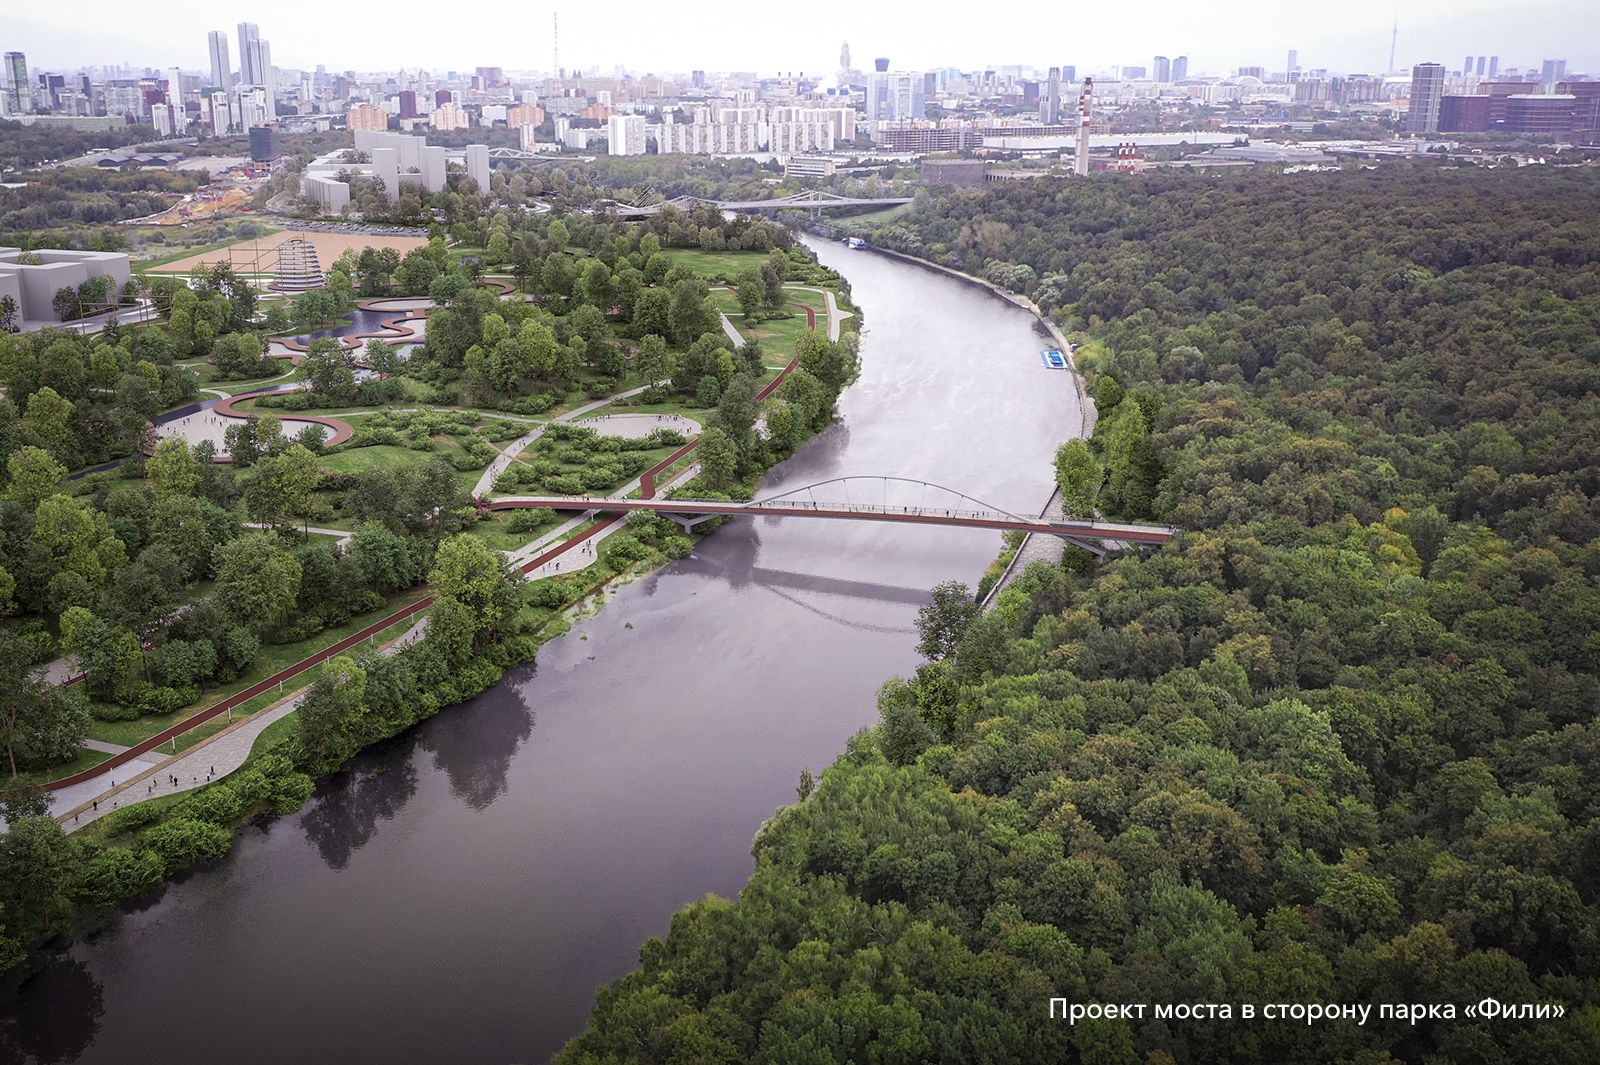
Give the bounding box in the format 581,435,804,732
0,204,863,976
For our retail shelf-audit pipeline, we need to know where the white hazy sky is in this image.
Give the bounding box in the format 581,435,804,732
7,0,1598,77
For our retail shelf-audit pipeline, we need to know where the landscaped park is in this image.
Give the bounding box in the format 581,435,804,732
0,203,860,940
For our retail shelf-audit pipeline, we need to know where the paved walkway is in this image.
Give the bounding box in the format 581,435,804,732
572,412,699,439
515,462,701,579
787,284,847,342
244,521,353,546
472,384,657,497
53,616,429,833
40,654,82,688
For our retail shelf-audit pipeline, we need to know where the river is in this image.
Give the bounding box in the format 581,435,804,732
0,238,1083,1065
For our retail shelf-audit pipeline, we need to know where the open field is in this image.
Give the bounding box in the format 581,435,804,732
134,227,284,269
146,229,428,275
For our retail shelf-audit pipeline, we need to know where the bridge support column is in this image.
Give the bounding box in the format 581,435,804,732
1058,535,1108,559
664,512,718,533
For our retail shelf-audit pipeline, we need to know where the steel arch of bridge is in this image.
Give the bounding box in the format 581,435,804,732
740,476,1032,523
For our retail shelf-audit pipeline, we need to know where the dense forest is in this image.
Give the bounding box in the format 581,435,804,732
560,167,1600,1063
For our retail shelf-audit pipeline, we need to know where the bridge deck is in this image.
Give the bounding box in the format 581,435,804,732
489,496,1177,544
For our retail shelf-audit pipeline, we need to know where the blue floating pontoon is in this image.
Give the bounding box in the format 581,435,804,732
1040,348,1068,370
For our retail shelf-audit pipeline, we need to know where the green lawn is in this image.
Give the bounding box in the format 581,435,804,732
207,366,300,395
317,445,430,474
317,440,483,492
660,248,772,280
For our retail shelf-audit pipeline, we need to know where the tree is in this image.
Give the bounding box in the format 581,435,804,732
248,443,322,535
582,260,615,310
426,533,524,658
52,287,78,322
876,677,934,766
98,544,184,637
760,248,788,312
212,532,303,633
1054,439,1101,519
633,334,674,385
348,523,420,592
668,278,712,346
0,295,17,332
915,580,978,661
632,288,671,339
21,387,77,463
146,436,200,499
59,606,142,699
698,426,738,488
0,632,88,776
0,816,79,934
736,268,765,322
5,446,65,511
485,230,511,266
712,374,758,457
300,338,358,402
297,654,367,772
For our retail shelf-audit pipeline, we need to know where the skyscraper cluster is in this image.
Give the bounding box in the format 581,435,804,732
236,22,273,91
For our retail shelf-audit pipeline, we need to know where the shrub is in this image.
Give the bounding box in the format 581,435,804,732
176,785,245,826
603,534,649,565
102,803,162,835
91,701,141,722
79,847,165,908
141,817,233,874
507,511,545,534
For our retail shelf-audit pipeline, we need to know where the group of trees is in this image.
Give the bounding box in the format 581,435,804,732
0,161,197,233
0,322,198,471
561,168,1600,1062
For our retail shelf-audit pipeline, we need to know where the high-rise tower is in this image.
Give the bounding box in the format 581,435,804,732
1074,77,1093,176
4,52,30,114
207,31,231,88
1406,62,1445,134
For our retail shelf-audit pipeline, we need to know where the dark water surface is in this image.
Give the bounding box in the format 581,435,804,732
0,239,1083,1065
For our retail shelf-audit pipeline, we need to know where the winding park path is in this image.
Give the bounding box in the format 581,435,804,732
32,290,844,831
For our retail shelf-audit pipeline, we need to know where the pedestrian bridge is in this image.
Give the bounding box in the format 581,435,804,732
605,192,912,219
490,477,1177,553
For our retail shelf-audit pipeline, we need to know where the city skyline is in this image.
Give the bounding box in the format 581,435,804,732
6,0,1598,77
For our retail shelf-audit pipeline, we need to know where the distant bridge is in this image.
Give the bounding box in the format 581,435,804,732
490,477,1177,555
605,191,912,219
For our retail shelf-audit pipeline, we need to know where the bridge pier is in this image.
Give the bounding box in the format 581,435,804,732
664,512,719,533
1057,535,1108,559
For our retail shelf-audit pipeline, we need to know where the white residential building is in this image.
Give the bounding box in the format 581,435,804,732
607,113,647,155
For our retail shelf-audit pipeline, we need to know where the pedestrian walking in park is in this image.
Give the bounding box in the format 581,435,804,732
92,801,97,811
